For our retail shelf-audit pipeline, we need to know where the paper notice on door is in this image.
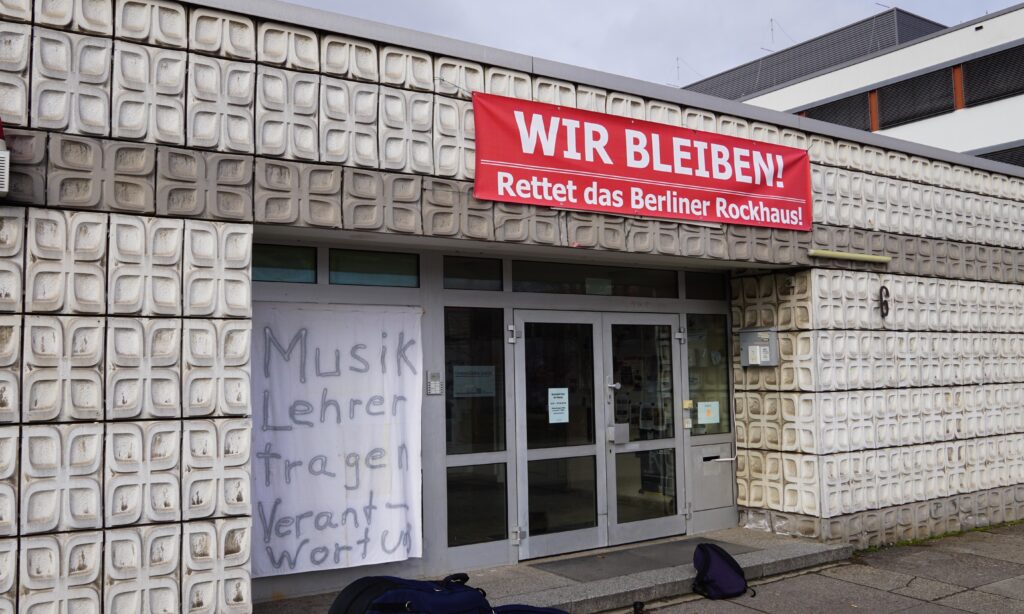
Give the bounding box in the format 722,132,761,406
548,388,569,423
697,401,720,425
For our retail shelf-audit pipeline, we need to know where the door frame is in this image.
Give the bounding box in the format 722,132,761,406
512,309,608,559
512,309,690,558
601,311,688,546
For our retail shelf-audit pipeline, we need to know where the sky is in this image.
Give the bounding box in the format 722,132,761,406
286,0,1022,87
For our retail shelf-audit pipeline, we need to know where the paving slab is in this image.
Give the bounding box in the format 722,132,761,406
655,598,761,613
893,577,964,602
733,573,923,614
859,545,1024,588
819,562,914,591
936,589,1024,614
928,530,1024,564
897,604,968,614
976,575,1024,600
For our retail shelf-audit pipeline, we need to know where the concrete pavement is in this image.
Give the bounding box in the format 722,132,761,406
646,522,1024,614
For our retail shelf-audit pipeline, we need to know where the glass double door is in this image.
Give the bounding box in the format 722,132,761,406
513,310,687,559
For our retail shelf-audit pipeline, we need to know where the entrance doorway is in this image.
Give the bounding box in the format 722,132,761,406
512,310,687,559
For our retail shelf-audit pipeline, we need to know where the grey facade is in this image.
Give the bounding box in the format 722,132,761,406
1,0,1024,610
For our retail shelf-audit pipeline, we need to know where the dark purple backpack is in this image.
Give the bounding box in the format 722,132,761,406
692,543,755,600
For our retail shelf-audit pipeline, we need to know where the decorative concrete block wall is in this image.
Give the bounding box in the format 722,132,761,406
734,269,1024,547
3,0,1024,605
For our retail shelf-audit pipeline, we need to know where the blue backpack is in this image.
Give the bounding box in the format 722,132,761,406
328,573,491,614
692,543,755,600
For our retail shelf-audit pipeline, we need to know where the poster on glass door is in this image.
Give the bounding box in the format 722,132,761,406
251,302,424,577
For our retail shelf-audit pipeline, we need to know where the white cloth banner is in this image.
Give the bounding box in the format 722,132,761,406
251,302,423,577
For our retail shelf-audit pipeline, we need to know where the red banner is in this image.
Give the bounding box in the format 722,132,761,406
472,92,812,231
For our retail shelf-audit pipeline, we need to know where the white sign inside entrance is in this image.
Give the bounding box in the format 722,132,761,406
251,302,424,577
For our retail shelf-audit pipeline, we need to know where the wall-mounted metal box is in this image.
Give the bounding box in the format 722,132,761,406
739,328,780,367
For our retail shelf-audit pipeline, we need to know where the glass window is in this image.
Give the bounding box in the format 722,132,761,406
686,314,731,436
528,456,597,536
253,244,316,283
444,257,503,291
328,249,418,287
685,272,728,300
616,449,676,523
445,308,506,454
524,322,595,449
447,464,507,547
610,324,674,442
511,261,677,298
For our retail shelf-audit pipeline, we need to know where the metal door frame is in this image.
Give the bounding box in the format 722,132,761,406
601,311,689,545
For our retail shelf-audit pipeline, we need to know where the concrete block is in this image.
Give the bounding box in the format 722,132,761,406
646,100,682,126
48,136,156,212
494,204,562,245
575,85,606,112
189,7,255,59
105,524,180,614
112,41,187,143
182,418,250,519
115,0,186,47
434,95,474,179
379,86,433,174
20,532,102,613
181,518,251,614
0,428,17,535
322,33,378,82
34,0,113,34
108,213,183,316
256,66,319,160
422,178,493,240
25,208,107,314
106,317,181,420
0,22,29,127
21,423,103,532
0,539,12,613
6,128,47,205
682,107,715,132
625,219,680,255
0,207,23,313
0,0,29,20
254,158,342,228
31,28,112,135
0,317,19,424
565,212,626,250
182,319,251,418
533,77,575,107
342,168,423,234
22,316,104,421
435,56,483,98
751,122,781,144
606,91,644,119
105,420,180,526
183,221,252,318
380,45,432,91
679,223,727,259
258,21,319,71
156,148,254,221
187,54,255,153
320,77,378,166
485,66,531,100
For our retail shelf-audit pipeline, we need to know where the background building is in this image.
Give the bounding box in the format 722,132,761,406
1,0,1024,610
688,4,1024,166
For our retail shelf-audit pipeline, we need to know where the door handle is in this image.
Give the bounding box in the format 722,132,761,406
710,457,736,463
608,382,622,390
